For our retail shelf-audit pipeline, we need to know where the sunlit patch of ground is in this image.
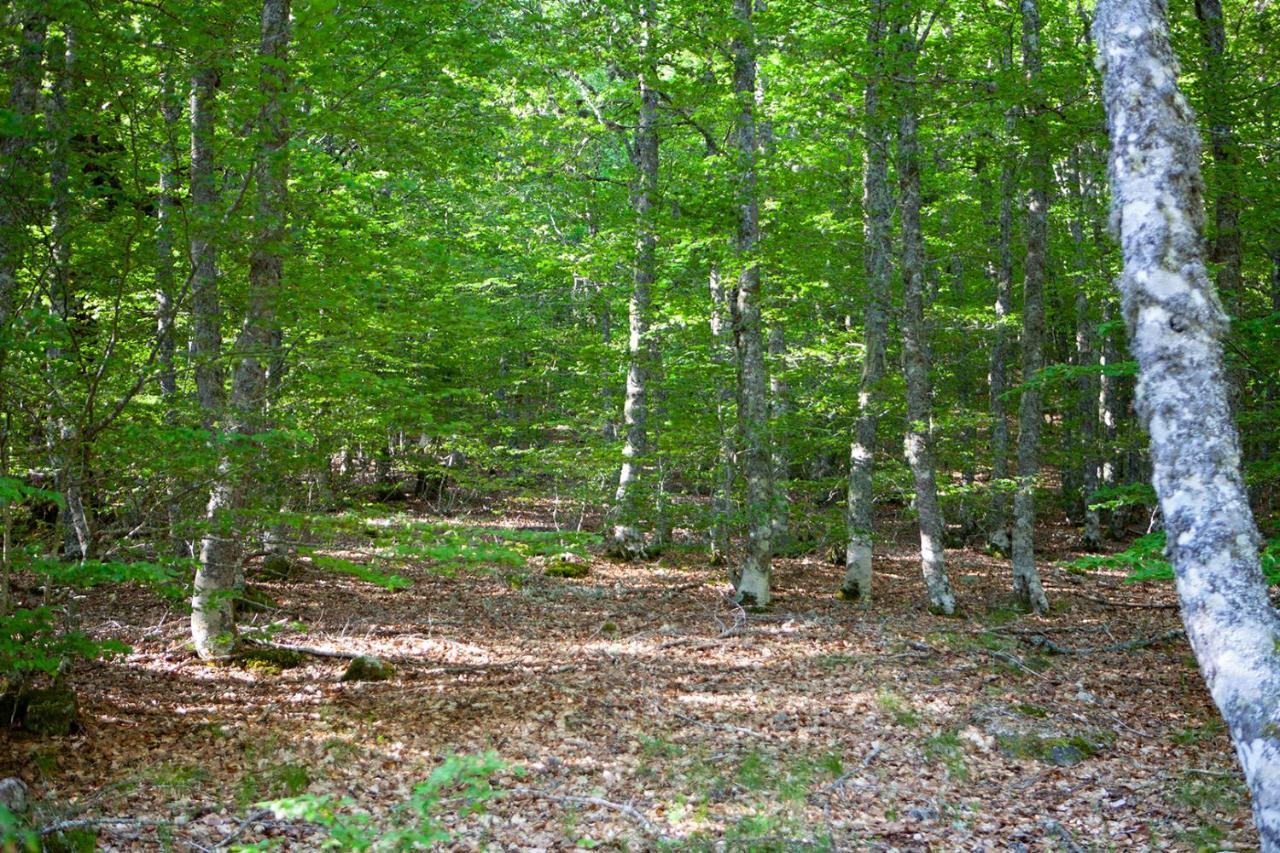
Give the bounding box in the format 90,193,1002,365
2,501,1253,851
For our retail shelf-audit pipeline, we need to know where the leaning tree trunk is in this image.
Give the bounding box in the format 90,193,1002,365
895,17,955,615
606,1,659,560
730,0,774,605
768,326,790,549
193,0,290,658
987,108,1017,554
1095,1,1280,846
1011,0,1050,614
842,0,892,603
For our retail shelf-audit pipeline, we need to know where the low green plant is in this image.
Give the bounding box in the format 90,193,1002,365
233,752,505,851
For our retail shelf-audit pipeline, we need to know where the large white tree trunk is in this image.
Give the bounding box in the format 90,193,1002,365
1095,1,1280,846
842,0,892,603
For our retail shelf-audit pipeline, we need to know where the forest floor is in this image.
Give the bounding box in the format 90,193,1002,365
2,497,1256,851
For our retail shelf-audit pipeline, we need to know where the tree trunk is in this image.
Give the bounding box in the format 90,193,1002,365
768,325,790,549
1095,3,1280,846
842,0,892,603
157,65,184,555
1011,0,1050,615
1070,151,1103,550
1193,0,1242,303
895,16,955,616
987,106,1017,553
731,0,773,605
45,26,93,561
193,0,291,658
708,265,736,566
606,1,659,560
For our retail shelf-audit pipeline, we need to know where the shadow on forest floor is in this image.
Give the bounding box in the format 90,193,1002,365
1,499,1253,850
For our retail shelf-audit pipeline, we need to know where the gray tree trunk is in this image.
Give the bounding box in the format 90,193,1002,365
1095,2,1280,846
731,0,773,605
45,26,92,561
157,66,184,555
1011,0,1050,615
1193,0,1242,302
189,62,223,429
193,0,290,658
987,106,1017,554
606,3,659,561
1070,150,1103,550
708,265,737,566
842,0,892,603
895,17,955,615
768,326,790,549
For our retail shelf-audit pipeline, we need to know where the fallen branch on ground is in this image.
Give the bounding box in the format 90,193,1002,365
40,817,172,836
1070,590,1178,610
507,787,663,838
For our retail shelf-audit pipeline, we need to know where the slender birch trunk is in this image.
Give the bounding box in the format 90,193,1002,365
731,0,773,605
1011,0,1050,614
895,16,955,615
193,0,290,658
1095,2,1280,844
842,0,892,602
606,1,659,560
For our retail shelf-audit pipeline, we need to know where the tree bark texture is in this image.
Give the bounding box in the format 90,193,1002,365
1095,1,1280,845
1011,0,1050,615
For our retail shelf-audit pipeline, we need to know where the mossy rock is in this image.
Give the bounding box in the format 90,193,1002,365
996,731,1113,766
235,646,304,675
341,655,396,682
259,553,297,580
23,686,79,737
544,553,590,579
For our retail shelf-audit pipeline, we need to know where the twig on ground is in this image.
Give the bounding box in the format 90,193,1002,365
507,786,663,838
40,817,172,836
1039,818,1087,853
214,809,271,850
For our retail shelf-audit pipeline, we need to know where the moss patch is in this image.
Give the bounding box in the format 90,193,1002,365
996,731,1114,766
341,655,396,682
235,646,305,675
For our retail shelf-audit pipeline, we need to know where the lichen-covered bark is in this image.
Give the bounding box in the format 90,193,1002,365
606,1,659,561
895,18,955,616
1011,0,1049,615
1094,1,1280,845
731,0,773,605
193,0,291,659
843,0,892,603
189,62,224,429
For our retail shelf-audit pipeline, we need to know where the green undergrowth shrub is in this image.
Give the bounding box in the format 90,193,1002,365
232,752,507,851
1062,531,1280,584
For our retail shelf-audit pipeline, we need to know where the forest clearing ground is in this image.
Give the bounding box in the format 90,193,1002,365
2,500,1255,851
